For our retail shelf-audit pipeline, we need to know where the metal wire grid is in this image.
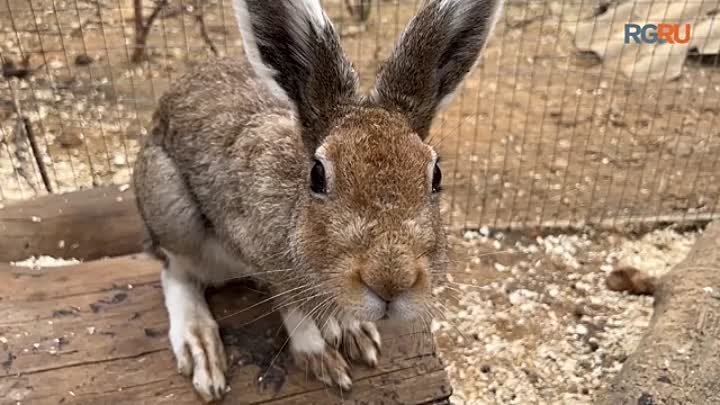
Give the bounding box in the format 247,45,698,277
1,0,719,231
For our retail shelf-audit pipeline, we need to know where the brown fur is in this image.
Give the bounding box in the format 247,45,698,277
134,60,448,321
134,0,502,323
132,0,503,396
294,106,446,318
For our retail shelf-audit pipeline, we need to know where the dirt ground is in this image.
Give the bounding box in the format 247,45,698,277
1,0,719,229
434,225,697,405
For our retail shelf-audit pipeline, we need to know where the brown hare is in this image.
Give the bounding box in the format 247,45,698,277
133,0,504,401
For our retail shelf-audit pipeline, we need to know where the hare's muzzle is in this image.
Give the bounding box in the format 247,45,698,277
356,256,430,321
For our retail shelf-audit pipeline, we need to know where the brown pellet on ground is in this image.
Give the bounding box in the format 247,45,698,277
606,267,657,296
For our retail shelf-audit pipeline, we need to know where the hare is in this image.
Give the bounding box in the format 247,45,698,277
133,0,503,401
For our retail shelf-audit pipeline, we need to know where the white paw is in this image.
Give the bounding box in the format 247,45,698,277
284,309,352,390
292,343,352,391
284,310,384,390
163,267,228,403
169,320,228,402
340,320,382,367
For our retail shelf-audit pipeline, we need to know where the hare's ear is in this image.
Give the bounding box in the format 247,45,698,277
369,0,504,139
233,0,359,153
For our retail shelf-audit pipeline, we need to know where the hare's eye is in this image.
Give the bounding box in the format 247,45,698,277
310,159,327,194
432,162,442,193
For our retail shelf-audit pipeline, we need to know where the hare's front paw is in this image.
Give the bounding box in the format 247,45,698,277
163,269,228,402
170,318,228,402
292,342,353,390
283,310,352,390
283,310,383,390
323,317,382,367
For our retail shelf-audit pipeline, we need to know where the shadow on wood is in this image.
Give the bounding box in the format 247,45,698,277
0,255,451,405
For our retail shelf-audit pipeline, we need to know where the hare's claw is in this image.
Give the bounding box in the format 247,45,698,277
322,316,382,367
163,267,228,403
340,320,381,367
293,345,353,390
182,324,228,402
284,309,353,390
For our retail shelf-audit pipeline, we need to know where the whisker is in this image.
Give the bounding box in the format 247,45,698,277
417,308,432,355
399,329,433,338
410,316,420,356
429,302,469,345
216,283,313,321
435,285,462,299
216,267,294,284
276,277,339,316
262,296,335,381
443,281,488,291
239,292,332,327
457,249,518,260
222,274,343,323
318,304,339,338
422,306,439,354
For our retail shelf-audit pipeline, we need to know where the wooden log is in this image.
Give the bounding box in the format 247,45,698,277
0,255,452,405
595,221,720,405
0,186,143,262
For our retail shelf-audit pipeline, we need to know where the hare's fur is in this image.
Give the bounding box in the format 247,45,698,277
133,0,503,401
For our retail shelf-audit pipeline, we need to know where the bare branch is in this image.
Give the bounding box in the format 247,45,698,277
131,0,169,63
193,1,218,56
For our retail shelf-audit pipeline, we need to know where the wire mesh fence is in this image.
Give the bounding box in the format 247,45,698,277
2,0,720,231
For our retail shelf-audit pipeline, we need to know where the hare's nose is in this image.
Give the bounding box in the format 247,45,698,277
359,269,419,302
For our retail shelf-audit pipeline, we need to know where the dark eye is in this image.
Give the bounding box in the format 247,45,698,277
310,159,326,194
432,162,442,193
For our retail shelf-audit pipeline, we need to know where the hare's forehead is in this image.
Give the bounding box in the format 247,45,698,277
317,136,435,205
319,131,435,168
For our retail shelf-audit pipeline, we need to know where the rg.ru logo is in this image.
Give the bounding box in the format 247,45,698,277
624,23,692,44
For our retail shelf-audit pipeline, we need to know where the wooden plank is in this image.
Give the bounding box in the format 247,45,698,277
0,186,143,262
0,256,452,405
0,254,157,304
595,221,720,405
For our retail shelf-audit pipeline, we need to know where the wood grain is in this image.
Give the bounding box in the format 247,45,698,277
0,256,452,405
0,186,143,262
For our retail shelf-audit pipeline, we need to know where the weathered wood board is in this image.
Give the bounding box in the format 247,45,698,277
0,255,451,405
0,186,142,263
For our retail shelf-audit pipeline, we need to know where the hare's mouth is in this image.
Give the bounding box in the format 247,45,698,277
359,288,423,322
